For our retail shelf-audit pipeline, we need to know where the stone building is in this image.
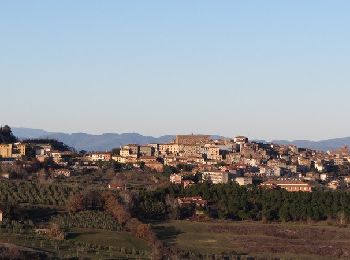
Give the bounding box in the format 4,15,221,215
175,135,210,145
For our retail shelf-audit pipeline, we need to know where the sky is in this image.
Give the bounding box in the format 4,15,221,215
0,1,349,141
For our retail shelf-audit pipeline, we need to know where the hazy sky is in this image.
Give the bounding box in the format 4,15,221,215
1,1,349,140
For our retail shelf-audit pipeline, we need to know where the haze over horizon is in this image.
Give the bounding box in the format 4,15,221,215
9,125,350,143
1,1,350,140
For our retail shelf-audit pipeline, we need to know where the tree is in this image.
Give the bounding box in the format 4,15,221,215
337,211,348,226
67,194,85,213
163,166,178,174
102,192,131,225
47,222,66,240
0,125,17,143
136,224,156,242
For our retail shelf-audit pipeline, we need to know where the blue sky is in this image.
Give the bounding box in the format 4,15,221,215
1,1,349,140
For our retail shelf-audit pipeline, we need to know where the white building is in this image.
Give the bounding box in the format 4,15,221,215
170,174,182,184
120,148,131,157
202,171,229,184
235,177,252,186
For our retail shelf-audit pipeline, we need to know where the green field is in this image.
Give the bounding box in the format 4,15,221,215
70,228,150,252
0,228,150,259
154,220,350,259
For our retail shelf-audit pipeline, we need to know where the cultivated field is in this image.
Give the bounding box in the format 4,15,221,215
154,220,350,259
0,228,150,259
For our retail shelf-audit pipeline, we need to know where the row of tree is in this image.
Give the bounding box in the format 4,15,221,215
0,180,79,206
66,190,164,257
132,183,350,223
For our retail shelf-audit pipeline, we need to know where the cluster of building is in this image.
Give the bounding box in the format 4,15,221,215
161,135,350,192
81,134,350,192
0,143,26,159
1,134,350,192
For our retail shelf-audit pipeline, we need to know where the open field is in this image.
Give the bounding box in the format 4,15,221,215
70,228,150,252
0,228,150,259
154,220,350,259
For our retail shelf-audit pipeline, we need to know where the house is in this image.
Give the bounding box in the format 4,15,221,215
204,146,221,160
182,180,194,188
298,157,311,168
50,151,63,163
170,173,182,184
0,143,26,158
333,157,345,166
145,161,164,173
53,169,71,178
138,156,157,163
315,160,326,172
108,183,124,190
328,180,340,190
177,196,208,207
344,176,350,185
234,136,248,145
259,165,274,177
320,173,335,181
304,172,320,181
287,164,298,173
89,152,111,162
262,179,312,192
159,143,180,155
120,146,131,157
128,144,140,155
202,171,229,184
36,154,49,163
179,145,200,157
235,177,252,186
1,173,9,179
175,135,211,145
205,159,221,165
125,156,138,164
139,145,154,156
112,155,126,163
185,156,205,164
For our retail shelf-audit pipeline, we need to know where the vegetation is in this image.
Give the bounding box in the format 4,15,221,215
133,183,350,223
0,180,79,206
52,211,122,231
22,138,72,152
0,125,17,144
154,220,350,259
0,229,150,259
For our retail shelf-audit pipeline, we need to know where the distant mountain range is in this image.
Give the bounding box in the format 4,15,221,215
270,138,350,152
13,127,175,151
12,127,350,152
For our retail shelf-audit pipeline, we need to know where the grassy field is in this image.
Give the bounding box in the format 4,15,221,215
70,228,150,252
154,220,350,259
0,228,150,259
2,220,350,259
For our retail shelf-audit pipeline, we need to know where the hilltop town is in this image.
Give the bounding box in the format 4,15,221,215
1,125,350,259
1,126,350,191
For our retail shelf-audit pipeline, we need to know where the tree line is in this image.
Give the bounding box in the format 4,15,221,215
132,183,350,223
66,190,164,258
